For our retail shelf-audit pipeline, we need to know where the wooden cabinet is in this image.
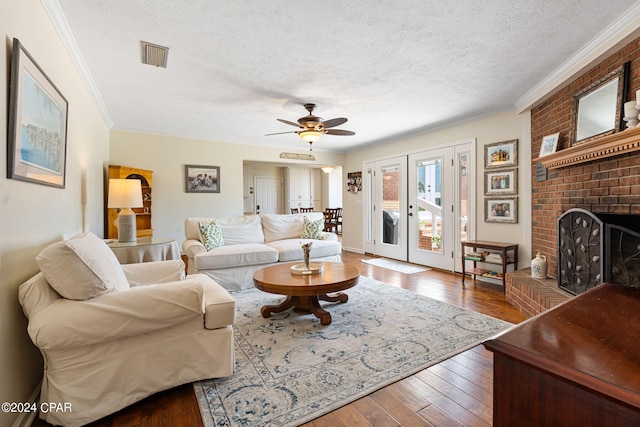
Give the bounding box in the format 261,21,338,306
106,165,153,239
461,240,518,290
484,283,640,427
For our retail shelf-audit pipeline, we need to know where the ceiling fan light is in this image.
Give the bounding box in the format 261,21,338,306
299,130,323,144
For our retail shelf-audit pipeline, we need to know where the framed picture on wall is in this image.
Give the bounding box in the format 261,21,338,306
484,139,518,169
185,164,220,193
484,168,518,195
7,38,68,188
485,197,518,223
347,171,362,194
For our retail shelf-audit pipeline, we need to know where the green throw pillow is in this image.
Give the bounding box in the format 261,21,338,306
199,220,224,250
301,216,324,240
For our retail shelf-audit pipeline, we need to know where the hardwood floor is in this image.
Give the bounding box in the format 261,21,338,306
32,251,527,427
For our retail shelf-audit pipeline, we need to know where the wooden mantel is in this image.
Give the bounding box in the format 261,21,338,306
534,126,640,169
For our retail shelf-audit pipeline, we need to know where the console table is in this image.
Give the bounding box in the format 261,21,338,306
461,240,518,290
106,237,180,264
484,283,640,426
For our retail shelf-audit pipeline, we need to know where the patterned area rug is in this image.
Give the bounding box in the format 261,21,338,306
361,257,432,274
194,276,510,427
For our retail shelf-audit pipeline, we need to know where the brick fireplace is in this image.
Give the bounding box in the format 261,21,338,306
531,37,640,281
508,37,640,317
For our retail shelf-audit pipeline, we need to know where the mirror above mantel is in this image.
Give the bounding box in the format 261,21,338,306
570,63,628,146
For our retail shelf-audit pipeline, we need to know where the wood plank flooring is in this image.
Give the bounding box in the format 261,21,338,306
32,251,527,427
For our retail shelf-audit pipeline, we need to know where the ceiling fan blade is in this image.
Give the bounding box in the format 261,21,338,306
323,118,348,128
265,131,299,136
277,118,301,127
325,129,355,136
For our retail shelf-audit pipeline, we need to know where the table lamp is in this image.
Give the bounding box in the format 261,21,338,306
108,178,143,242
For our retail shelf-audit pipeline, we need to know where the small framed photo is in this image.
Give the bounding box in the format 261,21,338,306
484,168,518,195
347,171,362,194
185,164,220,193
485,197,518,223
539,133,560,157
484,139,518,169
7,39,68,188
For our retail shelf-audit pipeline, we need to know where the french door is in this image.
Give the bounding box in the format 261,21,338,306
408,143,474,271
364,140,475,271
363,157,408,260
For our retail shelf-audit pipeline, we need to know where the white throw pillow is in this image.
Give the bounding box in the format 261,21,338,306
36,232,130,300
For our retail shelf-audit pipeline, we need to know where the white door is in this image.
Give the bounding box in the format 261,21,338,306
408,141,475,271
255,177,282,214
363,157,408,261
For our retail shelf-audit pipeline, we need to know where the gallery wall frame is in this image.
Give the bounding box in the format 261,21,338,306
7,38,68,188
185,164,220,193
485,197,518,224
484,139,518,169
484,168,518,196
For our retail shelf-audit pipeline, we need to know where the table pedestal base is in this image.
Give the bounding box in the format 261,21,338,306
261,293,348,325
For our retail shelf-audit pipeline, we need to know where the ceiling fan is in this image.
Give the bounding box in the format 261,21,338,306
265,103,355,150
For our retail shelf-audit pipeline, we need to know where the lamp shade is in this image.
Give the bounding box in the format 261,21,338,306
321,166,335,174
108,179,143,208
299,130,323,144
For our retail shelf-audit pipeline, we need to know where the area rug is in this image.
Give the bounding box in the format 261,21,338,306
361,257,431,274
194,276,511,427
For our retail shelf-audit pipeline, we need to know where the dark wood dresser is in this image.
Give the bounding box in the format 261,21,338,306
484,283,640,427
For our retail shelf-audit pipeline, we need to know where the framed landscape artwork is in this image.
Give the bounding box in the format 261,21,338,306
7,38,68,188
485,197,518,223
484,139,518,169
484,168,518,195
185,164,220,193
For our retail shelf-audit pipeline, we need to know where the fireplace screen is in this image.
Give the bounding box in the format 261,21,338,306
558,209,604,295
558,208,640,294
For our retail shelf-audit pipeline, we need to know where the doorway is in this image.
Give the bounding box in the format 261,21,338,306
364,140,475,271
254,176,282,215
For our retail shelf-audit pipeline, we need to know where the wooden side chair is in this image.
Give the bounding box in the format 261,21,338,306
290,208,299,214
335,207,343,234
300,207,314,213
324,208,339,233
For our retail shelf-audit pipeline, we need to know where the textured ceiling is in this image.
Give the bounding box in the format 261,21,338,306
53,0,638,152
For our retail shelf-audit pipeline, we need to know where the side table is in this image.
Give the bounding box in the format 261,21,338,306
106,237,180,264
461,240,518,291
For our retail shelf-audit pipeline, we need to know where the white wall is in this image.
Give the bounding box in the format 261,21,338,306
342,109,533,267
109,131,346,245
0,1,111,425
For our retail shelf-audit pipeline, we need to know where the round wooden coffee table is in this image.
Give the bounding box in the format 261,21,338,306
253,262,360,325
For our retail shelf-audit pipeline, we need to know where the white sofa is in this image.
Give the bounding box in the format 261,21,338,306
183,212,342,290
18,232,235,426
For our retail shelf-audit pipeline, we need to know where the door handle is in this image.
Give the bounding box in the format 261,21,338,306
408,212,413,216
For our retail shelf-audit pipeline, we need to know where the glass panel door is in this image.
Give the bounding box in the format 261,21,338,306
375,158,407,260
408,148,451,270
408,140,475,271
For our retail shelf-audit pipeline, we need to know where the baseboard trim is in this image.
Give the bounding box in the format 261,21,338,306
342,247,364,254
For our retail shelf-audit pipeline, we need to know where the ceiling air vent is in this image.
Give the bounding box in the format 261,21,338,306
140,41,169,68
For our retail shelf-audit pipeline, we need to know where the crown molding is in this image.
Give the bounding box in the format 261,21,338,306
515,2,640,113
41,0,113,128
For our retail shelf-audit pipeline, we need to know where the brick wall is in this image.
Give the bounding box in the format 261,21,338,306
531,37,640,279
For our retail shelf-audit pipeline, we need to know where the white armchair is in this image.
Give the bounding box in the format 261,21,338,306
18,232,235,427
